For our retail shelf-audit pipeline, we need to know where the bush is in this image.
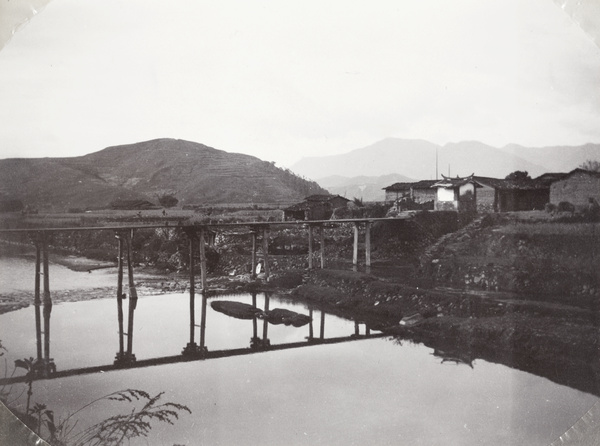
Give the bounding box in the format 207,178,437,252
557,201,575,213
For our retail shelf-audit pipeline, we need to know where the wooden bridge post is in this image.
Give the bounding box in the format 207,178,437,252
262,293,270,348
41,233,53,376
320,225,325,269
262,227,270,279
182,229,201,356
33,237,42,362
353,222,359,271
251,230,257,279
123,229,137,364
365,221,372,272
251,292,259,348
308,224,314,269
198,227,209,357
199,291,208,356
308,308,314,341
199,228,207,292
115,232,126,360
319,310,325,340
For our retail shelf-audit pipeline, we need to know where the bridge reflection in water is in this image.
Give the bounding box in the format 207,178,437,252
0,219,400,382
0,286,383,386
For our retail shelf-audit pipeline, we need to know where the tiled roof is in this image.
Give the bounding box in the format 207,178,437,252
382,182,413,192
411,180,438,189
304,194,349,202
432,175,479,188
475,175,553,191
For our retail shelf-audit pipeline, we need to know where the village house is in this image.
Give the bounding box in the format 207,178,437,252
474,176,552,212
383,182,412,204
382,180,436,210
550,169,600,208
283,194,350,221
432,175,480,212
410,180,437,207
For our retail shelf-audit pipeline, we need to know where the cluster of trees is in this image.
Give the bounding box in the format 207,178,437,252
580,160,600,172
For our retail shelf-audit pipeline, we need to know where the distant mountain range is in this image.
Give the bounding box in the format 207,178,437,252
318,173,414,202
291,138,600,182
0,139,327,210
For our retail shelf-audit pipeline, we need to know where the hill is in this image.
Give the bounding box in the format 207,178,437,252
290,138,600,180
0,139,327,210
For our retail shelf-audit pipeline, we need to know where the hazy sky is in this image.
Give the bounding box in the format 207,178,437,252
0,0,599,167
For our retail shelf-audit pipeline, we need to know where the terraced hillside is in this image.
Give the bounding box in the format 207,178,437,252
0,139,326,210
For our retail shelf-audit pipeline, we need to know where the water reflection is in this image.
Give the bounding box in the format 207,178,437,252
0,290,381,385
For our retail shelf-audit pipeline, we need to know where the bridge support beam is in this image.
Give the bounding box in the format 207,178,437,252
320,225,325,269
353,222,359,271
251,230,257,279
41,234,55,376
261,293,270,348
365,221,372,272
33,238,42,363
308,225,314,269
116,229,137,366
114,232,126,361
199,228,208,292
320,310,325,340
262,227,270,279
182,230,201,356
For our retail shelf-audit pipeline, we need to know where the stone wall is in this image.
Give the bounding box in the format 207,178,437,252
551,171,600,207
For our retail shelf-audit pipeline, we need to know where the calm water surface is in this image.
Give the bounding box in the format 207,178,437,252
1,257,598,445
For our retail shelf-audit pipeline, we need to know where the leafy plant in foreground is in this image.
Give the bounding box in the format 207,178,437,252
48,389,191,446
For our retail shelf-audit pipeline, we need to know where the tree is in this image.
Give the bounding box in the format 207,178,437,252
158,194,178,208
579,160,600,172
505,171,531,182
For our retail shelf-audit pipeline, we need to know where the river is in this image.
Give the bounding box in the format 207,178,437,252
1,256,598,445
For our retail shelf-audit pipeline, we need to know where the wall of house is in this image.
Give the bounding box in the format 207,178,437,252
551,172,600,207
412,188,435,204
329,197,349,209
384,190,409,203
435,188,456,210
476,185,496,212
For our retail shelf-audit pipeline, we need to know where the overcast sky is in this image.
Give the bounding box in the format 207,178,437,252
0,0,599,167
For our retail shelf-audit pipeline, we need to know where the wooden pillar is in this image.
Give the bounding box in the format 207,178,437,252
34,240,42,362
116,233,125,357
353,222,359,271
125,229,137,361
308,225,314,269
320,225,325,269
319,310,325,340
199,228,207,292
262,227,270,279
251,293,259,348
308,308,314,340
188,233,196,345
42,234,52,370
199,290,208,354
251,231,257,279
365,221,372,271
198,227,208,356
262,293,270,347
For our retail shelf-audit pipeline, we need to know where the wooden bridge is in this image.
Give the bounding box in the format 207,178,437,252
0,217,410,379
